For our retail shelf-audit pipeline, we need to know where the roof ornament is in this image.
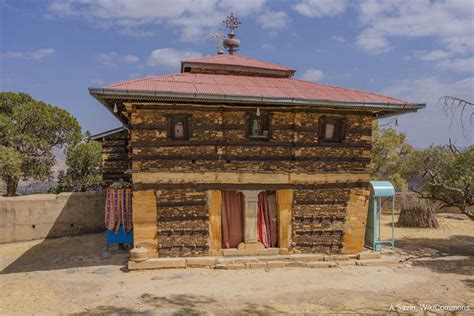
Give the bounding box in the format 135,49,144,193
211,28,225,55
223,13,240,55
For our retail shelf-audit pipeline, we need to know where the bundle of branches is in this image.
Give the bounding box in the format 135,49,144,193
397,196,439,228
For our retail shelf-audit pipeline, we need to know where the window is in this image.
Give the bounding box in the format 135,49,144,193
318,116,345,143
247,112,271,139
167,115,190,140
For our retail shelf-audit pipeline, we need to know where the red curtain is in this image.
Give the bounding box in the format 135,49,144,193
221,191,244,249
258,191,278,248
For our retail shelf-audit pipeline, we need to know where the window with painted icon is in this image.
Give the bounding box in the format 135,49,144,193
319,116,345,143
247,112,271,139
167,115,190,140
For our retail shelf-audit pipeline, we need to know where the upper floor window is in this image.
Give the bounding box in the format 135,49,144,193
167,115,190,140
247,111,271,139
319,116,345,143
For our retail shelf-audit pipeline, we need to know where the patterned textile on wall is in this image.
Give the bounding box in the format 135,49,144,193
105,188,133,233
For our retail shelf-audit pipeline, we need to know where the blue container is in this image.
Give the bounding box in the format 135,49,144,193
106,226,133,250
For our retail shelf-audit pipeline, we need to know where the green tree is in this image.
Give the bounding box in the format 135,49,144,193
405,144,474,220
0,146,24,195
371,122,413,190
0,92,81,196
55,134,102,192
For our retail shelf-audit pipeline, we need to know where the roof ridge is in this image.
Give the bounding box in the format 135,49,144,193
291,77,408,104
107,73,182,88
182,54,295,72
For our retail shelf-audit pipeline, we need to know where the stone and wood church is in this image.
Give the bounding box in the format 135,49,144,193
90,15,424,259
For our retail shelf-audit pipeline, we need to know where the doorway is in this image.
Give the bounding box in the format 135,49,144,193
221,190,245,249
258,191,279,248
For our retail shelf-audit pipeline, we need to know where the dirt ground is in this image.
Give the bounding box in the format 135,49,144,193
0,214,473,315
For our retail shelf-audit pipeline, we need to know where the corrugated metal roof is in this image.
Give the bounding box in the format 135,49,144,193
182,54,295,72
106,72,408,105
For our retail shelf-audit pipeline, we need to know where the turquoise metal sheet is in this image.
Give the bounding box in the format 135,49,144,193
369,181,395,197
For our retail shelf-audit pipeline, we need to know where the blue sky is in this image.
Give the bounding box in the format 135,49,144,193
1,0,473,147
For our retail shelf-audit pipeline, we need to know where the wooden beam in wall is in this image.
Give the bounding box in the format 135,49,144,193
207,190,222,256
276,189,293,250
133,171,370,185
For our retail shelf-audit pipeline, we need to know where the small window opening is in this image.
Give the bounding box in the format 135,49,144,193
319,116,345,143
167,115,190,140
247,112,271,139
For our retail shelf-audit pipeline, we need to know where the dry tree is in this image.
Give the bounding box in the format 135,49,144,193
439,96,473,139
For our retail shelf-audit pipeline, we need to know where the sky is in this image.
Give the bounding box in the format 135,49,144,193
1,0,473,148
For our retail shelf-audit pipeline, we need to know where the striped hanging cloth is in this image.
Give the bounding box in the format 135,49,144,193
122,189,133,233
105,188,133,233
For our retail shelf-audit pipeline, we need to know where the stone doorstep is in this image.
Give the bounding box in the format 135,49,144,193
336,260,357,266
266,261,288,268
226,263,246,270
221,248,280,257
357,250,382,260
245,262,267,269
307,261,338,268
185,257,217,268
355,258,400,267
128,258,186,270
128,253,395,270
323,255,351,261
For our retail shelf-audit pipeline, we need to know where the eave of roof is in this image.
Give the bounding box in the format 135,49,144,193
90,126,126,140
89,87,425,115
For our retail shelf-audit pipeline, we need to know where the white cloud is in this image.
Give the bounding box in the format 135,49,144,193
355,0,474,56
147,48,202,69
0,48,56,60
332,35,345,43
438,57,474,73
260,44,274,49
293,0,348,18
48,0,267,41
257,11,290,30
380,76,474,146
355,28,390,55
301,68,324,82
417,50,451,62
98,52,140,66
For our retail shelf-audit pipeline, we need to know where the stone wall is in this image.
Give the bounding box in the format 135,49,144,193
100,130,131,186
129,102,374,256
0,192,105,244
343,189,370,254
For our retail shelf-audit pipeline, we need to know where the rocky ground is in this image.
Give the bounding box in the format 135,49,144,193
0,214,473,315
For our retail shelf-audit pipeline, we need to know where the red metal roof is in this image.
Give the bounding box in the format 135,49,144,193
106,72,409,105
181,54,295,73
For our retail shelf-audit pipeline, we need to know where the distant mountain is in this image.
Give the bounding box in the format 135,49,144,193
16,149,67,195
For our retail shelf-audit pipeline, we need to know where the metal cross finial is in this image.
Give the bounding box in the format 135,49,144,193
211,29,225,54
223,13,241,31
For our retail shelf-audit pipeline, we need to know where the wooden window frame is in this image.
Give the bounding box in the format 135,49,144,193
245,111,272,140
318,116,346,143
167,114,191,140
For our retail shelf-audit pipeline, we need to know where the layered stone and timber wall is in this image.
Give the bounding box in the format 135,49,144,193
100,130,131,186
129,103,373,257
155,189,209,257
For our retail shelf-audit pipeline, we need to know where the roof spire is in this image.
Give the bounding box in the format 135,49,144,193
223,13,240,55
211,29,225,55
